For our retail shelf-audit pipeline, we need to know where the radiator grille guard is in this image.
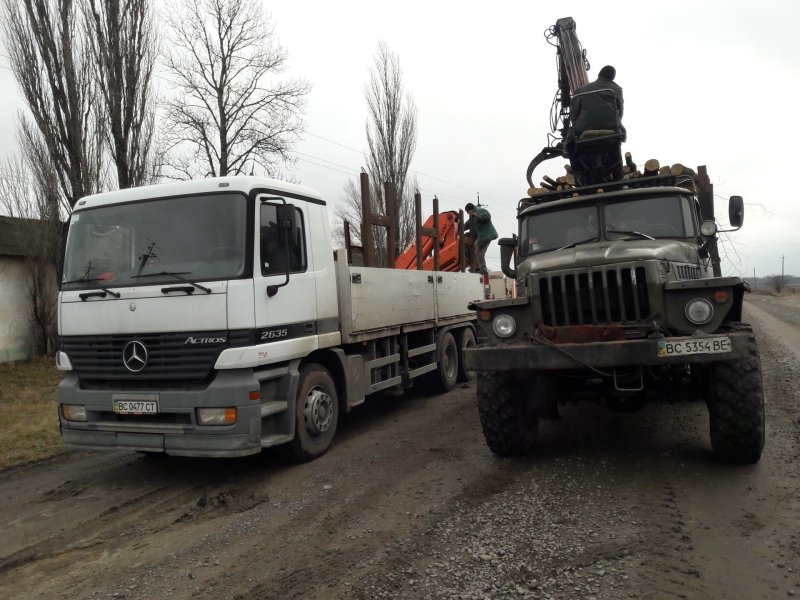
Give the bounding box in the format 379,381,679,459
536,265,652,326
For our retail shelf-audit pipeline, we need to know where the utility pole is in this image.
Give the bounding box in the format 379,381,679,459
781,255,785,292
753,267,757,291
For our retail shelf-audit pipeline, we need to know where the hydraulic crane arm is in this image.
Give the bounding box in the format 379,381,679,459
395,211,467,272
526,16,591,188
549,17,590,138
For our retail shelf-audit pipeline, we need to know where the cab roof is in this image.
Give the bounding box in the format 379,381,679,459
72,176,324,212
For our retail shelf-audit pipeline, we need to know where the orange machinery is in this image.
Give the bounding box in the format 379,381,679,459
394,211,475,272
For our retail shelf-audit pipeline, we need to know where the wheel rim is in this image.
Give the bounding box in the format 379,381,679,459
303,386,334,436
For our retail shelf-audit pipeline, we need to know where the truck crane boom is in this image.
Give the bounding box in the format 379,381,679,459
526,17,591,188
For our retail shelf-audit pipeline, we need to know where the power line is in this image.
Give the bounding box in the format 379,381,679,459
303,128,497,203
291,151,360,175
292,156,358,179
304,131,362,154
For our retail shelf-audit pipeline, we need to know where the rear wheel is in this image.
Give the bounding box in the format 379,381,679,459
456,328,476,383
426,331,458,392
705,324,765,464
280,364,339,462
477,371,539,456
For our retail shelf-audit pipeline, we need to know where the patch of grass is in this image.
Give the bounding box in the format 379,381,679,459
0,357,65,469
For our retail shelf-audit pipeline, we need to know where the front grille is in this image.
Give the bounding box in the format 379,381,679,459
62,331,230,384
538,265,651,326
676,265,701,280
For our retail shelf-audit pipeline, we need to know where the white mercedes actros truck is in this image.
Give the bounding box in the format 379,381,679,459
56,177,482,460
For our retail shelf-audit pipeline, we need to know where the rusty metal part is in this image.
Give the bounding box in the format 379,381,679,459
537,323,626,344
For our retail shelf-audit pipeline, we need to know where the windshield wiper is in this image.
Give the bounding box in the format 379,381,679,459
131,271,212,294
63,277,105,285
555,236,600,251
62,277,121,298
605,227,654,240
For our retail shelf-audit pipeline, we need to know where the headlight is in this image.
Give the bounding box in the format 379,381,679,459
55,351,73,371
62,404,87,422
685,298,714,325
700,220,717,236
492,314,517,338
197,407,237,426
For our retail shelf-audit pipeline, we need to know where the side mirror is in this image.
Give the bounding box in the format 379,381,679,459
728,196,744,229
498,237,517,279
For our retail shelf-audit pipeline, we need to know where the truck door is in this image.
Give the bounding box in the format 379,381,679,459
253,197,319,363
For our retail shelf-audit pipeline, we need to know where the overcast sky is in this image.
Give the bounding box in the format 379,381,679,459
2,0,799,280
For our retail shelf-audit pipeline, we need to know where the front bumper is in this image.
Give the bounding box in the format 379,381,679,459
58,370,263,458
464,332,753,371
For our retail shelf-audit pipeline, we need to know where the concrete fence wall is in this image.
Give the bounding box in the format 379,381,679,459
0,256,39,362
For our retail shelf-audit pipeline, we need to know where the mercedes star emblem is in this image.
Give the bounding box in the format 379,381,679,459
122,340,148,373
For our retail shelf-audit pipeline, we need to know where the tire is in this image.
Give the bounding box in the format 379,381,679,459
279,364,339,462
426,331,459,393
456,328,476,383
477,371,539,456
705,324,765,464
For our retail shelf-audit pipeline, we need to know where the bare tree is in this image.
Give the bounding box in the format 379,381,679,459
85,0,160,188
161,0,310,178
767,274,784,294
335,42,418,263
0,154,63,355
1,0,103,210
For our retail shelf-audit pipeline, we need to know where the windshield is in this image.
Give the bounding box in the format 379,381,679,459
520,195,696,256
63,193,247,289
604,195,695,240
521,206,599,256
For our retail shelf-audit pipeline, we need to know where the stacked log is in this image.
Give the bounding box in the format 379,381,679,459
622,158,699,181
527,186,552,197
670,163,696,178
625,152,636,172
643,159,660,177
526,158,703,198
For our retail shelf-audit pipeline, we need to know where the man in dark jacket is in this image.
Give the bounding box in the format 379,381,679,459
568,65,625,181
465,203,497,275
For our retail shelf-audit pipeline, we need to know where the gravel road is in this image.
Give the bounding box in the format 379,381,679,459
0,295,798,599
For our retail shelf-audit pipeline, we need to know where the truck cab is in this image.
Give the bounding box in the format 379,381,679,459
58,178,338,458
464,177,764,464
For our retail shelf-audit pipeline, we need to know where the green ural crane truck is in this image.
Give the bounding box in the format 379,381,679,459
462,18,764,463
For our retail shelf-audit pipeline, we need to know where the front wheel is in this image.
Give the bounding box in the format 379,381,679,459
477,371,539,456
705,325,765,463
280,364,339,462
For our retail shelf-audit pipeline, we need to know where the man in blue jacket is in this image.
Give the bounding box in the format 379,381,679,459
465,203,498,275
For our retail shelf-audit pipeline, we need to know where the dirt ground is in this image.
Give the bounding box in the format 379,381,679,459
0,294,798,599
